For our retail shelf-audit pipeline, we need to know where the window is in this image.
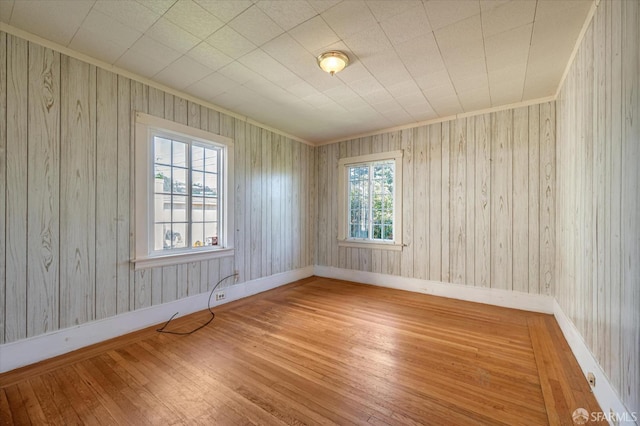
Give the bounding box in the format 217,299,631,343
133,112,234,269
337,151,403,250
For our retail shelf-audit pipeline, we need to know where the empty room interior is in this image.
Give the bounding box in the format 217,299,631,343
0,0,638,424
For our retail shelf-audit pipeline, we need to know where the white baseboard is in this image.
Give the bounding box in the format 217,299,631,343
0,266,314,373
553,300,637,425
313,266,554,314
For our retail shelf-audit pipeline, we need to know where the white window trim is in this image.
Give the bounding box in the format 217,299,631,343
132,112,235,270
337,150,403,250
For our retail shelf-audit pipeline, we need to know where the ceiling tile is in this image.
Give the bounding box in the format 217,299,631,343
76,9,142,49
343,26,393,60
93,0,160,32
229,5,284,46
261,33,316,77
534,0,591,21
206,26,256,59
257,0,317,31
146,17,200,53
184,72,238,100
288,15,340,53
481,0,535,38
187,42,234,71
367,0,420,21
322,0,378,39
194,0,253,22
154,55,213,90
424,0,480,31
217,61,262,84
238,48,301,87
484,23,531,74
479,0,510,12
163,0,223,39
116,41,178,77
307,0,342,14
287,81,320,98
0,0,14,22
435,15,484,69
380,4,431,45
69,27,129,64
136,0,176,15
9,0,93,45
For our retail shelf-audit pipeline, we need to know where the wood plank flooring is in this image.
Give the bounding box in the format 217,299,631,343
0,277,604,425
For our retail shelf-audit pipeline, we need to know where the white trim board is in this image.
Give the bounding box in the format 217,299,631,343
553,300,637,425
313,266,554,314
0,266,314,373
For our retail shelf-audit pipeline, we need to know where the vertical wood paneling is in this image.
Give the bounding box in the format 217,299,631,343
413,127,428,280
116,75,131,314
440,125,450,282
95,68,117,320
6,35,28,341
474,114,491,288
26,44,60,336
528,105,540,294
490,110,513,290
556,0,639,416
512,107,529,293
450,119,466,284
401,129,414,277
428,124,442,281
1,32,313,346
0,31,6,344
250,124,262,280
60,56,96,328
539,102,555,296
131,82,151,309
464,118,475,287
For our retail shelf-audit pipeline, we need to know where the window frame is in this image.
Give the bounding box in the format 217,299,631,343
133,112,235,270
337,150,403,251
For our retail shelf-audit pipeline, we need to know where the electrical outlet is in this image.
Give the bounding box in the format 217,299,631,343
234,270,239,283
587,372,596,387
215,291,226,301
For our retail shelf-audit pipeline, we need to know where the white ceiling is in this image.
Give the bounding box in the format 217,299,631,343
0,0,593,143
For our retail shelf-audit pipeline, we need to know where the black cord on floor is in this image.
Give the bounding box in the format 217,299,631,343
156,273,237,335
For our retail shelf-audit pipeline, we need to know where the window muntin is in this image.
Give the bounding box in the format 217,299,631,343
338,151,403,250
134,112,234,269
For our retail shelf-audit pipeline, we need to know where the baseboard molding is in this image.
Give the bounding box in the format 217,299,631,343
313,266,554,314
553,300,637,424
0,266,314,373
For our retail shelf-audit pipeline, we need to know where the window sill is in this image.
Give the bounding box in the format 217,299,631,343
337,240,403,251
132,247,234,270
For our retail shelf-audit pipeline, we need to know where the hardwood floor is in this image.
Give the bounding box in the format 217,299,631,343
0,277,604,425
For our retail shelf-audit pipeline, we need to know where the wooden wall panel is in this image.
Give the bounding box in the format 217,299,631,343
95,68,118,320
60,56,96,328
317,103,555,298
0,31,313,345
556,0,639,416
27,44,60,335
5,34,28,341
0,31,6,344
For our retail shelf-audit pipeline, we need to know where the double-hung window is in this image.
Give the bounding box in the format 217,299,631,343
337,151,403,250
133,112,234,269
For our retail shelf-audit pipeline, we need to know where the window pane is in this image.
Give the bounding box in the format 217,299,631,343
192,197,204,222
204,172,217,197
192,145,205,171
205,148,218,173
154,137,172,165
192,222,204,248
204,199,217,221
192,170,204,196
172,223,187,249
154,224,169,251
154,165,171,193
173,167,187,194
154,194,172,223
205,222,218,246
173,141,187,167
172,195,187,222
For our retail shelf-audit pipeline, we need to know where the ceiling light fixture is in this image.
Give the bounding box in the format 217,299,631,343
317,51,349,76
